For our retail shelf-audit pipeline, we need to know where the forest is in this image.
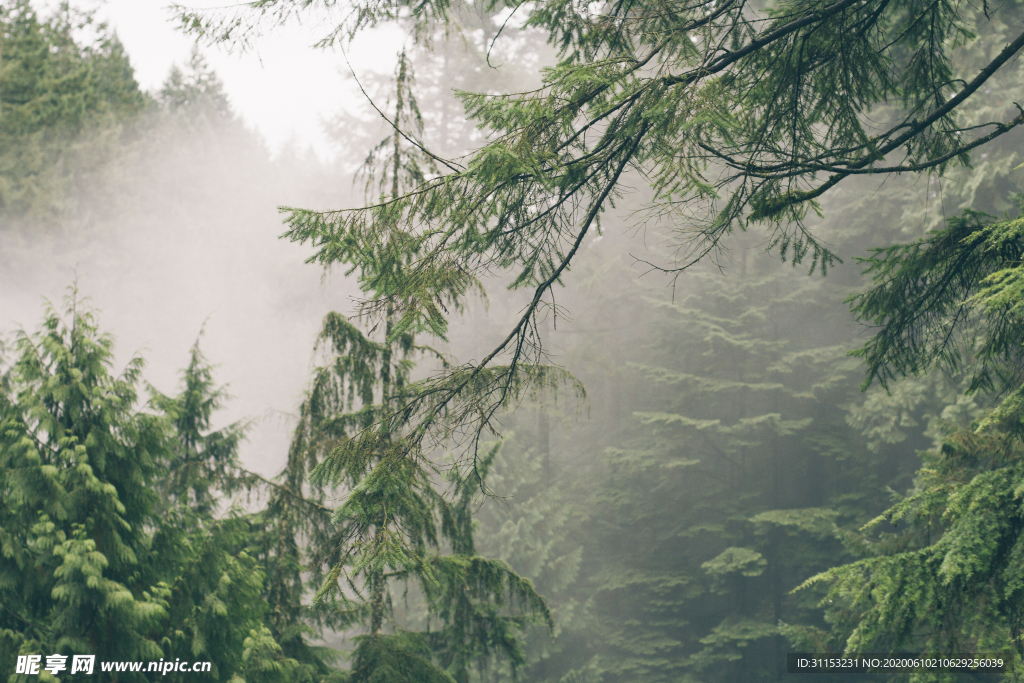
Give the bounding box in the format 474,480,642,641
1,0,1024,680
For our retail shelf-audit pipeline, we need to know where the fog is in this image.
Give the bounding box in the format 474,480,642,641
0,108,361,476
4,4,1023,680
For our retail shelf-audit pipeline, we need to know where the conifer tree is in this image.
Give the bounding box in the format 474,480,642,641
173,0,1024,463
157,47,234,129
231,304,554,681
147,338,298,683
700,6,1024,660
553,250,901,683
265,310,551,682
0,291,171,678
463,417,586,683
151,336,247,513
436,231,923,683
0,0,144,222
232,56,554,679
169,0,1024,673
0,292,302,683
794,192,1024,666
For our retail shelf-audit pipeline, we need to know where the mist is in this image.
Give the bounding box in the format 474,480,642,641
3,1,1024,681
2,118,355,476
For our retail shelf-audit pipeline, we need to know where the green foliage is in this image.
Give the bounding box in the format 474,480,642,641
236,626,301,683
456,244,911,683
152,513,273,682
171,0,1024,485
0,291,167,676
278,308,552,682
851,199,1024,398
702,548,768,581
0,291,306,682
574,263,856,682
0,1,145,222
787,177,1024,674
158,47,232,123
348,633,454,683
9,0,1022,679
464,418,586,683
151,333,247,513
802,426,1024,665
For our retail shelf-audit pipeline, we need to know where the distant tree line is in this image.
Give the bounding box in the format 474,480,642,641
5,0,1024,679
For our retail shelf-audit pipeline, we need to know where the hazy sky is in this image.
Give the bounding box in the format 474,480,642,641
94,0,404,157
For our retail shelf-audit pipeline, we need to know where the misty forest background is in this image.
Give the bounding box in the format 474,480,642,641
2,0,1024,681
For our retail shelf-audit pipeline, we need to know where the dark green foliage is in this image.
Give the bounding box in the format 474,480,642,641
0,291,302,682
171,0,1024,494
798,188,1024,670
145,342,287,682
9,0,1023,678
278,309,552,682
802,425,1024,670
151,335,247,513
851,200,1024,399
348,633,455,683
0,1,145,221
0,292,168,676
150,512,272,682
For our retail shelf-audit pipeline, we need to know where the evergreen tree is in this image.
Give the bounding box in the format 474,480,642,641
157,47,234,128
174,0,1024,458
445,232,926,683
193,35,554,677
0,291,302,682
795,192,1024,670
850,199,1024,408
0,0,145,222
720,6,1024,664
147,338,296,683
0,291,172,678
262,309,552,683
151,336,247,513
555,249,902,683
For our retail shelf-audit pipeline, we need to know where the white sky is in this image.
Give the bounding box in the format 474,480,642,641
94,0,405,158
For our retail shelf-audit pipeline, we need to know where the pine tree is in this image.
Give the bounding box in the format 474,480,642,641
799,406,1024,672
